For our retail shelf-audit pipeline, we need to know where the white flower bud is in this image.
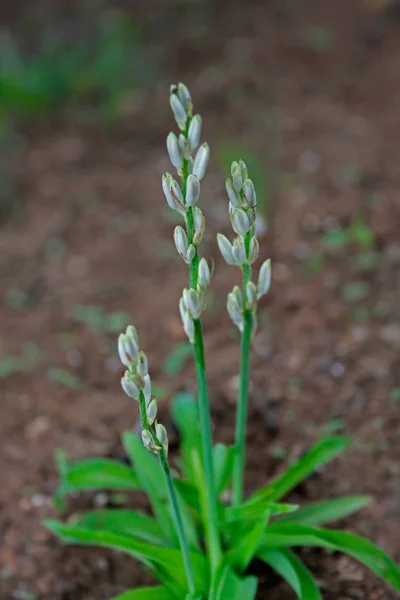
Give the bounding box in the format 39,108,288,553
162,173,184,212
118,327,139,367
142,429,157,452
217,233,235,265
143,374,152,405
179,297,187,323
198,258,211,286
231,162,243,192
155,423,169,454
257,258,271,299
121,372,140,399
146,398,158,426
136,351,148,377
170,92,187,130
193,143,210,180
182,310,195,343
166,132,182,169
232,285,243,308
248,236,259,264
238,160,248,181
232,237,247,265
178,134,191,159
177,83,192,113
185,244,196,264
227,293,244,330
231,208,250,236
184,289,201,318
174,226,189,261
188,114,202,150
186,174,200,207
225,178,242,208
246,281,257,308
193,207,205,245
243,179,256,208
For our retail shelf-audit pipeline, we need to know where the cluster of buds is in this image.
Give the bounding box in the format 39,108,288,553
217,160,271,332
118,326,168,455
179,258,211,342
163,83,210,256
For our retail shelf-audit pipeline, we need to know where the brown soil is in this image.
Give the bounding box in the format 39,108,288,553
1,1,400,599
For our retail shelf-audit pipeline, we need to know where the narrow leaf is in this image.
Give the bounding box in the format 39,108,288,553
258,548,322,599
279,495,371,527
111,586,176,600
225,501,298,525
209,563,258,600
57,455,139,494
213,444,235,494
226,509,271,573
258,523,400,591
74,509,165,545
170,393,202,486
247,437,351,505
44,520,208,595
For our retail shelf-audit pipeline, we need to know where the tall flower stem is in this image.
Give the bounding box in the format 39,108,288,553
232,235,253,506
192,317,222,572
138,392,196,596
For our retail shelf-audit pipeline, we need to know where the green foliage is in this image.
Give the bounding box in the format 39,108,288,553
0,11,158,126
47,428,400,599
163,342,193,375
46,366,82,389
70,304,131,334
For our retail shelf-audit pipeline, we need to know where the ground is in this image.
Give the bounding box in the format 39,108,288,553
0,1,400,599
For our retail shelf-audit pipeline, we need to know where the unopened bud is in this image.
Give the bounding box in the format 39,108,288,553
248,236,259,264
231,162,243,192
166,132,182,169
186,174,200,207
188,114,202,150
227,294,244,330
121,372,140,400
170,91,187,130
177,82,192,113
257,259,271,299
143,374,152,405
198,258,211,286
162,173,184,213
155,423,169,455
232,237,247,265
238,159,248,181
217,233,235,265
178,134,191,159
146,398,158,426
136,351,148,377
246,281,257,308
193,143,210,180
232,285,243,308
243,179,256,208
174,226,189,261
193,207,205,245
118,332,138,367
182,310,195,343
186,289,202,318
225,178,242,208
231,208,250,236
142,429,157,453
185,244,196,264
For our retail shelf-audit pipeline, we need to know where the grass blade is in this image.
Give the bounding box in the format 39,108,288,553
278,495,371,527
74,509,165,545
111,586,176,600
258,548,322,599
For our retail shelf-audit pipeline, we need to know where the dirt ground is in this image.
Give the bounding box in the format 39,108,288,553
1,1,400,598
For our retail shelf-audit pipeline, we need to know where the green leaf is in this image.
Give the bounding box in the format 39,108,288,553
122,431,176,544
224,501,298,526
163,342,193,375
213,444,235,494
209,563,258,600
44,521,208,596
111,586,176,600
226,509,271,573
279,495,371,527
170,393,202,485
74,509,165,545
258,523,400,591
57,455,139,495
258,548,321,599
247,437,351,505
122,431,199,550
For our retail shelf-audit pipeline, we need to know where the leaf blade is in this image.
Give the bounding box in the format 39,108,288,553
279,495,371,527
111,586,176,600
74,509,165,545
258,548,322,599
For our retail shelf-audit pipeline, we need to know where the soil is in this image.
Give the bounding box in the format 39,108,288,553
1,1,400,599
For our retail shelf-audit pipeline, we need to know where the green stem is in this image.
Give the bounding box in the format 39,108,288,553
138,392,196,596
193,318,222,571
232,236,253,506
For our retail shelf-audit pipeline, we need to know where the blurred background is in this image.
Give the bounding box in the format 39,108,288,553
1,1,399,599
